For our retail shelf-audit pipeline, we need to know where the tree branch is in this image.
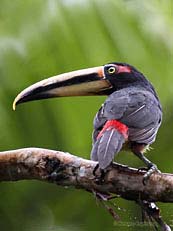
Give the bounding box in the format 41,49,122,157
0,147,172,203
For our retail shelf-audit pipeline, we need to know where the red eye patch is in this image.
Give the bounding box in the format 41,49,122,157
117,65,131,74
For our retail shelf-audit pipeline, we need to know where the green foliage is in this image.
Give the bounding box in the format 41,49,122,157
0,0,172,230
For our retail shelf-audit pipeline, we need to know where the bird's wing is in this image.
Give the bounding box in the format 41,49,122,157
121,90,162,144
100,88,162,128
91,88,162,167
92,89,130,143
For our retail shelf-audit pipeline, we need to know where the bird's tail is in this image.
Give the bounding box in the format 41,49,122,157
91,129,126,169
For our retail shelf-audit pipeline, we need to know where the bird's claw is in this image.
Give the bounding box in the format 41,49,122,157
137,166,148,172
93,163,99,176
143,164,161,185
93,164,106,184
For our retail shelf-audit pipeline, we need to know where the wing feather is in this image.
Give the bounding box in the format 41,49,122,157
93,88,162,145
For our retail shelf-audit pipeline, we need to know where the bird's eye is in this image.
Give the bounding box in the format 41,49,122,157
108,66,116,74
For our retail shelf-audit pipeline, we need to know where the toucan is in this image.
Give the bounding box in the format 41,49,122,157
13,62,162,183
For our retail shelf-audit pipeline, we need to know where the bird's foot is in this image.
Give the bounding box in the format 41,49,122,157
93,163,99,176
132,149,161,185
143,164,161,185
93,163,106,184
137,166,148,172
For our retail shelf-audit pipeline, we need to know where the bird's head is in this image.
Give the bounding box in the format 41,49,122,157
103,62,154,92
13,62,154,110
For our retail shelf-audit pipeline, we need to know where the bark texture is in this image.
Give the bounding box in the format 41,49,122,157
0,147,172,202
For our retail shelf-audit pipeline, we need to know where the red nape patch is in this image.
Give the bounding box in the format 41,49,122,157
97,120,128,140
117,65,131,74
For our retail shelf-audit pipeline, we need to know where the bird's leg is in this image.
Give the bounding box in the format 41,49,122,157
93,163,106,184
93,163,99,176
132,144,160,185
134,151,160,184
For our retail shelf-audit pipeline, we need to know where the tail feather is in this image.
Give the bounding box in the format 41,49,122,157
91,129,126,169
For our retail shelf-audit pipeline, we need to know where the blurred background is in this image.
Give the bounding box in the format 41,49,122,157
0,0,172,230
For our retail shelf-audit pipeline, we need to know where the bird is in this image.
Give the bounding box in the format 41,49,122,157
13,62,162,183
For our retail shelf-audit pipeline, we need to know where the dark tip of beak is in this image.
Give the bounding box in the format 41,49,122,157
13,89,53,110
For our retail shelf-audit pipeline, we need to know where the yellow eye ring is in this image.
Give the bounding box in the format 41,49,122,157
108,66,116,74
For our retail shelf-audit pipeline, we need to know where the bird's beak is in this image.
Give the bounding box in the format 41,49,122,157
13,66,112,110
